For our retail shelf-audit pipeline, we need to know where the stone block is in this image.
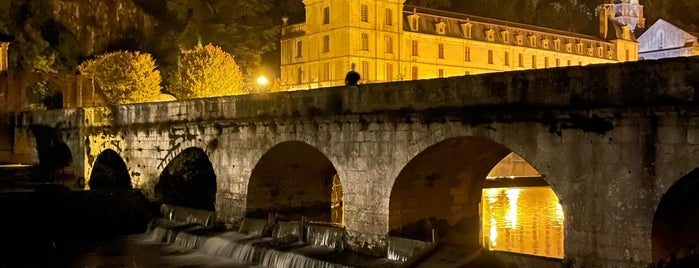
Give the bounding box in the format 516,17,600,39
657,126,686,144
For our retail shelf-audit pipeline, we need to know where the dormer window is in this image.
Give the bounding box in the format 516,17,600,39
436,21,446,35
576,41,584,54
597,45,604,57
486,28,495,42
554,38,561,51
542,38,550,49
587,46,594,56
565,42,573,53
408,9,420,31
460,19,472,38
528,34,538,47
501,27,510,43
516,34,524,45
607,49,614,59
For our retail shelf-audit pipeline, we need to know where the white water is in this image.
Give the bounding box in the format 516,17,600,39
260,249,346,268
239,218,267,236
306,224,344,250
197,236,259,262
174,230,206,249
272,221,300,238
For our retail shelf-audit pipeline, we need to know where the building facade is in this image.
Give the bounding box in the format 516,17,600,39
280,0,640,90
637,19,699,60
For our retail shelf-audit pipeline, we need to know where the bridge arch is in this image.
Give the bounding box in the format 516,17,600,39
247,141,342,224
89,149,131,190
652,168,699,263
154,147,217,211
389,136,564,257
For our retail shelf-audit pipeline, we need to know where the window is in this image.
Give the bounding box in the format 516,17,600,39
567,60,572,66
438,44,444,59
461,20,472,38
532,55,537,68
438,69,444,78
386,63,393,81
362,33,369,51
361,5,368,22
528,35,538,47
626,49,630,61
518,53,524,67
576,42,584,54
296,40,303,58
385,36,393,53
554,38,561,51
579,61,583,66
409,13,419,31
516,34,524,45
504,52,509,66
542,39,550,49
323,35,330,53
323,63,330,81
566,42,573,53
487,50,494,64
597,45,604,57
412,66,418,80
385,8,393,25
464,71,470,75
297,67,303,84
501,29,510,43
555,58,560,67
323,7,330,24
544,57,549,68
465,47,471,62
411,40,418,56
486,29,495,41
436,21,446,35
362,61,369,80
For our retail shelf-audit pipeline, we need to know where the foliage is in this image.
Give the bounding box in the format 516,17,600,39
168,44,246,99
27,80,63,111
78,51,162,105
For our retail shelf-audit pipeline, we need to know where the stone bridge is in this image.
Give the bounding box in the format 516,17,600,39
13,56,699,267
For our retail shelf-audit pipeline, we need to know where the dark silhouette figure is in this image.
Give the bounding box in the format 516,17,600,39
345,63,360,87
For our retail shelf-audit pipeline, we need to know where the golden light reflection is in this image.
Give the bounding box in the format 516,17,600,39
481,187,564,258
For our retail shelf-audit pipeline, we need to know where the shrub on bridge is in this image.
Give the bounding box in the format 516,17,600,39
168,44,247,99
78,51,162,105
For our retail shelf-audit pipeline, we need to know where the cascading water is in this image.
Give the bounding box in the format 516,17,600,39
238,218,267,237
272,221,301,239
260,249,347,268
173,230,207,249
306,224,345,250
197,236,258,263
386,236,432,261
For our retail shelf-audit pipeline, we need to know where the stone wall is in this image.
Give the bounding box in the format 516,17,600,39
12,56,699,267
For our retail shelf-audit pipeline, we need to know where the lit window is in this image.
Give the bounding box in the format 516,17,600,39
555,58,560,67
386,63,393,81
438,44,444,59
436,21,446,35
385,8,393,26
412,66,418,80
518,53,524,67
323,63,330,81
385,36,393,53
501,28,510,43
323,7,330,24
486,29,495,41
297,67,303,84
412,40,418,56
361,5,368,22
461,19,472,38
362,61,369,80
438,69,444,78
323,35,330,52
465,46,471,62
296,40,302,58
362,33,369,51
504,52,509,66
488,50,494,64
532,55,537,68
545,57,549,68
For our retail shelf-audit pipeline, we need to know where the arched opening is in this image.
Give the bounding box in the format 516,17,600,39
27,80,63,110
652,168,699,264
247,141,341,224
29,125,73,186
154,147,216,211
389,137,563,259
89,149,131,189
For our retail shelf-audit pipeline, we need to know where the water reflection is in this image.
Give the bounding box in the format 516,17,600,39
481,187,564,258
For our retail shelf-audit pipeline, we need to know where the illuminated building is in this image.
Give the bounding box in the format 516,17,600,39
637,19,699,60
279,0,641,90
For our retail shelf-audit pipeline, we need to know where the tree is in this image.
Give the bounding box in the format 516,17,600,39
78,51,162,105
168,44,246,99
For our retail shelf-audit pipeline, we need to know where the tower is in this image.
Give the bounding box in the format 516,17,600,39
598,0,645,34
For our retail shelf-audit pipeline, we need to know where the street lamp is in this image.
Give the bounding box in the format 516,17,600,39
257,76,269,93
